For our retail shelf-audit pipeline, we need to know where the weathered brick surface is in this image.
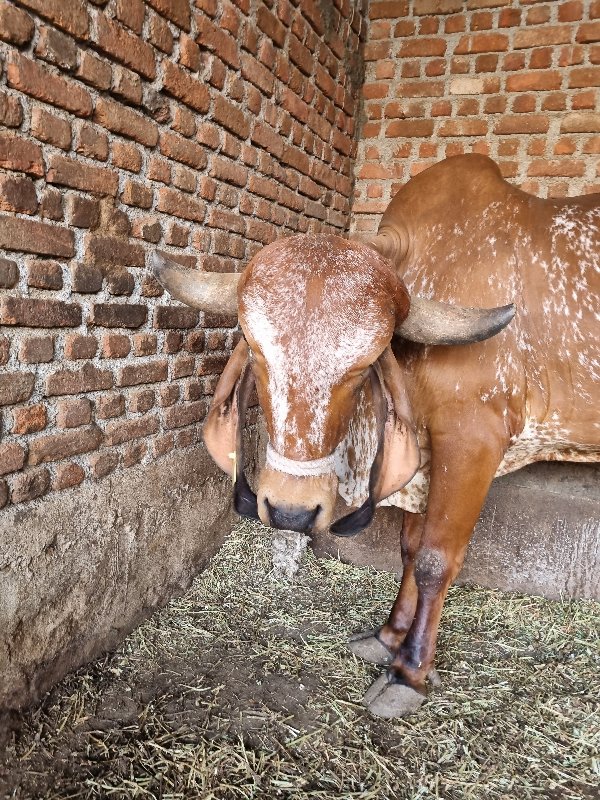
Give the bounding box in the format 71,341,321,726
0,373,35,407
354,1,600,224
28,427,102,466
0,0,366,506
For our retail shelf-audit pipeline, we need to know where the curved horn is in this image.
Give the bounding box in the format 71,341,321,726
396,298,516,345
149,252,240,315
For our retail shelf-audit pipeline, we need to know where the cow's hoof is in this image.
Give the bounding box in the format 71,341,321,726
363,673,426,719
347,629,394,665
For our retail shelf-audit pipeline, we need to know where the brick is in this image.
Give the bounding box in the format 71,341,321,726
569,67,600,88
19,335,54,364
0,0,34,45
450,77,484,94
27,261,63,290
64,334,98,359
129,388,155,413
12,405,47,435
40,188,64,221
76,123,109,161
0,258,18,288
67,196,99,229
506,71,562,92
95,98,158,147
576,22,600,43
0,336,10,365
29,427,102,466
11,468,50,504
112,140,143,173
35,25,78,70
241,52,275,94
156,187,205,222
106,268,134,296
386,119,434,137
96,14,156,79
0,297,80,327
185,331,205,354
0,131,43,177
133,333,158,356
213,95,251,139
71,263,103,293
54,462,85,490
400,37,447,57
172,354,195,378
89,451,120,479
122,180,153,209
163,400,206,429
123,440,147,467
495,115,550,135
147,0,191,29
105,414,159,446
561,112,600,133
210,157,248,186
31,107,72,151
7,54,92,117
112,65,143,105
0,91,23,128
0,373,35,407
0,480,7,508
196,14,240,68
164,223,189,247
56,398,93,429
117,361,168,387
96,393,125,419
116,0,145,33
45,364,113,396
154,306,200,329
77,50,112,91
515,25,572,50
100,333,130,359
397,80,445,98
158,385,180,407
454,33,509,53
150,12,174,53
17,0,88,38
0,442,26,476
47,154,118,197
0,174,37,215
91,304,147,329
412,0,460,13
84,234,145,269
528,159,585,178
159,131,207,169
162,61,210,113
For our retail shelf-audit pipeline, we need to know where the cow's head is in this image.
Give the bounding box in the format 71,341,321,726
150,233,514,536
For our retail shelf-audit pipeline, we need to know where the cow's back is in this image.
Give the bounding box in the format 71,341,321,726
382,154,600,475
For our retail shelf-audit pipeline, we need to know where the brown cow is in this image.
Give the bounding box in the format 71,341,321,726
151,155,600,718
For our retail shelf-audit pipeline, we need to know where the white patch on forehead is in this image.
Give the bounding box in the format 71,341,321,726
242,237,392,455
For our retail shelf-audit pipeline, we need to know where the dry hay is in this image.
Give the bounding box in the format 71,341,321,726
1,519,598,800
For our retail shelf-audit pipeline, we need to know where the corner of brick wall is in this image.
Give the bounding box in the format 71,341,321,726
351,0,600,233
0,0,369,509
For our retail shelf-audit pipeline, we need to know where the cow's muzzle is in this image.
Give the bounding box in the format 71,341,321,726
265,500,321,533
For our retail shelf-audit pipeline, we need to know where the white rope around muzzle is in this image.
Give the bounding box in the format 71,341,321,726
265,444,335,477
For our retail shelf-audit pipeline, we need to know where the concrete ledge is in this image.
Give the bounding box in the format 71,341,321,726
312,463,600,600
0,444,235,713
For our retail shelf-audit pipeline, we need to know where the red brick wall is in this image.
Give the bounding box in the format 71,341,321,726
0,0,367,508
352,0,600,233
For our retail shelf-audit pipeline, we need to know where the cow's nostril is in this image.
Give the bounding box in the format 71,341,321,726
266,500,320,533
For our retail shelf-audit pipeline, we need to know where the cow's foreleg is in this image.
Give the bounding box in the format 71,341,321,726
364,430,504,718
348,511,425,665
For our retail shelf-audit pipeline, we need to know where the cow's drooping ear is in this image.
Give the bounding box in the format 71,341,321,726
203,339,249,476
372,346,420,502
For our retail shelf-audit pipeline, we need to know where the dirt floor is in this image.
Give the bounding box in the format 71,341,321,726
0,520,598,800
